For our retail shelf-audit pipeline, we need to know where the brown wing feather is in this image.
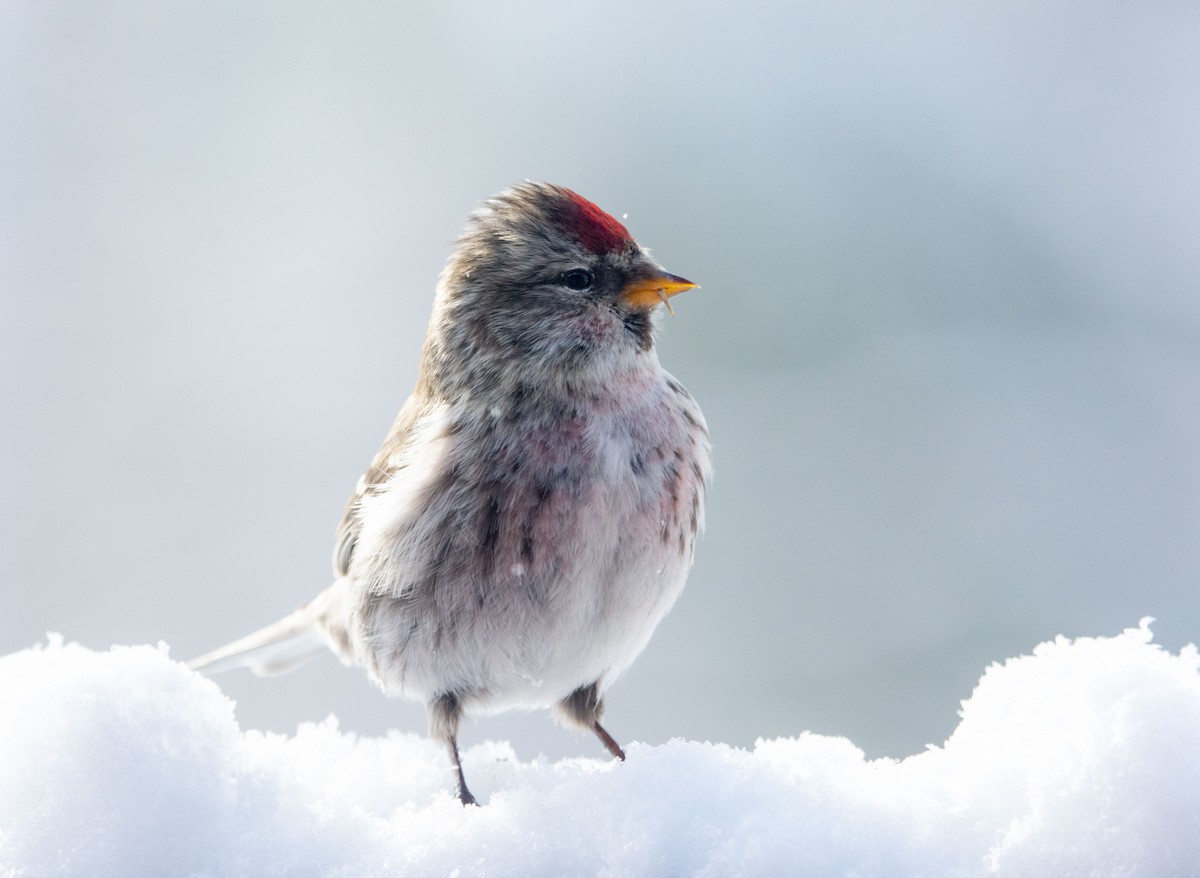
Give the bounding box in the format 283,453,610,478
333,390,432,577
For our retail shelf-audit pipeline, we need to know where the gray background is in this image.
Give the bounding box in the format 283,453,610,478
4,1,1198,761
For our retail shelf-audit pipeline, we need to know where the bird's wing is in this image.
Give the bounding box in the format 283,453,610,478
333,389,433,577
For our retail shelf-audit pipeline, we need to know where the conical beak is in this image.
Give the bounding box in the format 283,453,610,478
619,272,698,311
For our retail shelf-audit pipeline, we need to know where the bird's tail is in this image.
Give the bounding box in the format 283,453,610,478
188,586,343,676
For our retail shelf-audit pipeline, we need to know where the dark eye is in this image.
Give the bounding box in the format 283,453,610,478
560,269,594,291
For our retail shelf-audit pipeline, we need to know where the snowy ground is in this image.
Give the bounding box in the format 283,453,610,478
1,621,1197,877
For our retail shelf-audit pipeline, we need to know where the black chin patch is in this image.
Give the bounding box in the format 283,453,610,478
622,309,653,351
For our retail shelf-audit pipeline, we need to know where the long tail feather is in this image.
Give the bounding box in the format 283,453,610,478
188,588,340,676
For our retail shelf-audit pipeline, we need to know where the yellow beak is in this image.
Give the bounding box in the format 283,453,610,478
619,272,698,311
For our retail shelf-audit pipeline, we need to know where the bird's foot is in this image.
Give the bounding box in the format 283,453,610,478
592,720,627,761
455,781,478,807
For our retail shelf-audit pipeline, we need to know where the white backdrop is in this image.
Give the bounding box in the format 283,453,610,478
3,0,1198,760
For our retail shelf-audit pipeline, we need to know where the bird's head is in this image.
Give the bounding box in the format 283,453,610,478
422,182,696,397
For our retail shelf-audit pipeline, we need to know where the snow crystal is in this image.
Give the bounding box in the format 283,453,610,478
1,621,1197,877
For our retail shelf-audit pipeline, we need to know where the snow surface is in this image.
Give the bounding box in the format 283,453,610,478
2,621,1198,878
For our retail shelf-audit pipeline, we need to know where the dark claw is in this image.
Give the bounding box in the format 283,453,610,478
455,779,478,807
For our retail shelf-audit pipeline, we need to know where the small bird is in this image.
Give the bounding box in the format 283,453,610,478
190,182,711,805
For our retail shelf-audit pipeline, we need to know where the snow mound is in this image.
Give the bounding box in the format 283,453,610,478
1,621,1198,877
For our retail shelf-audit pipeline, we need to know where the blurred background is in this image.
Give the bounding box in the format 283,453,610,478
3,1,1198,761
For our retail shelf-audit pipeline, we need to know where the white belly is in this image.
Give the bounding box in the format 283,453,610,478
337,372,709,714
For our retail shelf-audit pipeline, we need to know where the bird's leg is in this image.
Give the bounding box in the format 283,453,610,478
428,692,477,806
591,719,627,761
556,682,627,761
445,736,477,806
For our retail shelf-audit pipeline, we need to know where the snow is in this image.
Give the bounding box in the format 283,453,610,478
2,621,1198,877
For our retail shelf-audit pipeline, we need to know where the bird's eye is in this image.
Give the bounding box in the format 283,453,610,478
560,269,594,291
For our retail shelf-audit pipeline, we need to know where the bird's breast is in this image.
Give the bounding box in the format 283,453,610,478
347,370,709,703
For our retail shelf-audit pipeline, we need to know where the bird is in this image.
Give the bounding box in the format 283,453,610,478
189,182,711,805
